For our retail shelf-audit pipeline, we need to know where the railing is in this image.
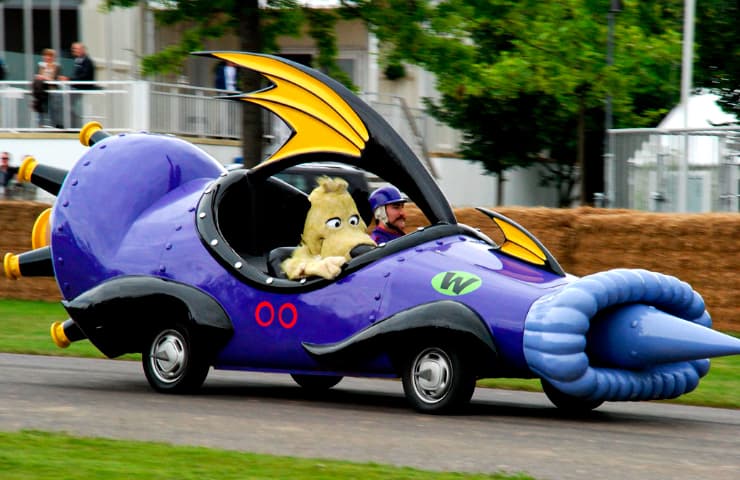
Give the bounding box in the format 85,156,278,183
607,127,740,212
0,80,141,131
149,82,242,138
0,81,461,167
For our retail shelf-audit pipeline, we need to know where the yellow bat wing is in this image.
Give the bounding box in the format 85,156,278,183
212,52,369,162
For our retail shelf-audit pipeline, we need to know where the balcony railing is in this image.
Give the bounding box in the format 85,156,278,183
1,80,460,165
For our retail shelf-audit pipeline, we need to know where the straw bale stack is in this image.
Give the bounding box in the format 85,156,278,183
0,201,60,302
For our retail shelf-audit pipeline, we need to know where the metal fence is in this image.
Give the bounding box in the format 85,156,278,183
0,80,141,131
149,82,242,138
607,127,740,212
1,80,460,170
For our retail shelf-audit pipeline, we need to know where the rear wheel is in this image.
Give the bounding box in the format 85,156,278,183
401,343,476,414
541,379,603,413
291,374,343,391
143,325,210,393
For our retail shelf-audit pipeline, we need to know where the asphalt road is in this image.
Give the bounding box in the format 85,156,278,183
1,353,738,480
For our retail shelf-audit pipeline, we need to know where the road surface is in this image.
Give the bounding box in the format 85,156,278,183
1,353,738,479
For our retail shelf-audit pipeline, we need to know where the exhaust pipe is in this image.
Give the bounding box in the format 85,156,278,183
31,208,52,249
17,156,68,196
80,121,111,147
50,319,86,348
3,247,53,279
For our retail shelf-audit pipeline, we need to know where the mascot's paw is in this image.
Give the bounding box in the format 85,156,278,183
305,256,346,280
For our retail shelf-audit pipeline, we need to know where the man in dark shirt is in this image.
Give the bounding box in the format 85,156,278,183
69,42,95,127
368,185,408,244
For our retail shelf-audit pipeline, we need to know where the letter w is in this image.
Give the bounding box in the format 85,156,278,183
440,272,479,295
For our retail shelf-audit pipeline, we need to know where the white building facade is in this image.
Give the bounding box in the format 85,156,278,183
0,0,563,208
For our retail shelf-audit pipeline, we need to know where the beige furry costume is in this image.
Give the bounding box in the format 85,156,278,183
281,177,376,280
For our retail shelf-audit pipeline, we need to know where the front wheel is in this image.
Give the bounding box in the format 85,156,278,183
541,379,604,413
401,344,476,414
143,325,210,393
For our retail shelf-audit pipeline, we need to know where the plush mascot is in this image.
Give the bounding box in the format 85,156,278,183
282,177,376,280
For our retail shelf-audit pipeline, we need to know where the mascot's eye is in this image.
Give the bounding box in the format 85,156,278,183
326,217,341,229
348,215,360,226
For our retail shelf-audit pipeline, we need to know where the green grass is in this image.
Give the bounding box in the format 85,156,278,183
0,300,102,358
477,358,740,409
0,430,532,480
1,299,738,408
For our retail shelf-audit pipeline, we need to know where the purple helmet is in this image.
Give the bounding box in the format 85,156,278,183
369,185,408,211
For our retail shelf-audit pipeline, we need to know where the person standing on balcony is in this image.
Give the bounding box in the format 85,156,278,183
1,152,10,192
1,152,19,196
33,49,62,127
214,61,238,91
65,42,96,128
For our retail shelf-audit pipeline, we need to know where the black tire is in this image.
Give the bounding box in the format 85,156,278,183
541,379,604,413
401,343,476,414
143,325,210,393
291,374,343,391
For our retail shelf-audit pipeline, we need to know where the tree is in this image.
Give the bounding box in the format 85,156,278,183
349,0,689,206
105,0,352,168
694,0,740,118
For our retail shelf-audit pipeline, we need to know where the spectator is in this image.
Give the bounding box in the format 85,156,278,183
1,152,9,190
214,60,238,91
33,48,62,127
1,152,19,196
66,42,96,128
368,185,408,243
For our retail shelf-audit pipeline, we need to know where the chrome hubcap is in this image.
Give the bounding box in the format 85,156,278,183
412,348,452,404
149,330,187,384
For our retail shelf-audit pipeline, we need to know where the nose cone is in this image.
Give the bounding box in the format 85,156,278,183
587,304,740,369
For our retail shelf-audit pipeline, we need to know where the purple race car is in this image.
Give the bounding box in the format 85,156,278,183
5,52,740,414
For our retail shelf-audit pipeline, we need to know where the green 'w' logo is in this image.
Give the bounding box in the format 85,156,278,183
431,271,482,296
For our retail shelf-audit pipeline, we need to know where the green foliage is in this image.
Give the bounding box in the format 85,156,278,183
105,0,354,89
351,0,740,204
383,63,406,80
694,0,740,117
305,8,355,90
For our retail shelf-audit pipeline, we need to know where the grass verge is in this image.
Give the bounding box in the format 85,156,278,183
0,430,532,480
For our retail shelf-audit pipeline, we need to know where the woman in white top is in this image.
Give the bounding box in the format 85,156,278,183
33,48,61,127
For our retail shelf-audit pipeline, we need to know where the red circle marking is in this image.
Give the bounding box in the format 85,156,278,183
278,303,298,329
255,301,274,327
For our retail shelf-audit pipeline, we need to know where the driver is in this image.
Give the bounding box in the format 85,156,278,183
368,185,408,244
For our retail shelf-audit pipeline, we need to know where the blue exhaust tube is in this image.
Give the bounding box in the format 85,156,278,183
523,268,737,402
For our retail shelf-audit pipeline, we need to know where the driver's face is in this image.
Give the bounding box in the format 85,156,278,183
385,202,406,230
